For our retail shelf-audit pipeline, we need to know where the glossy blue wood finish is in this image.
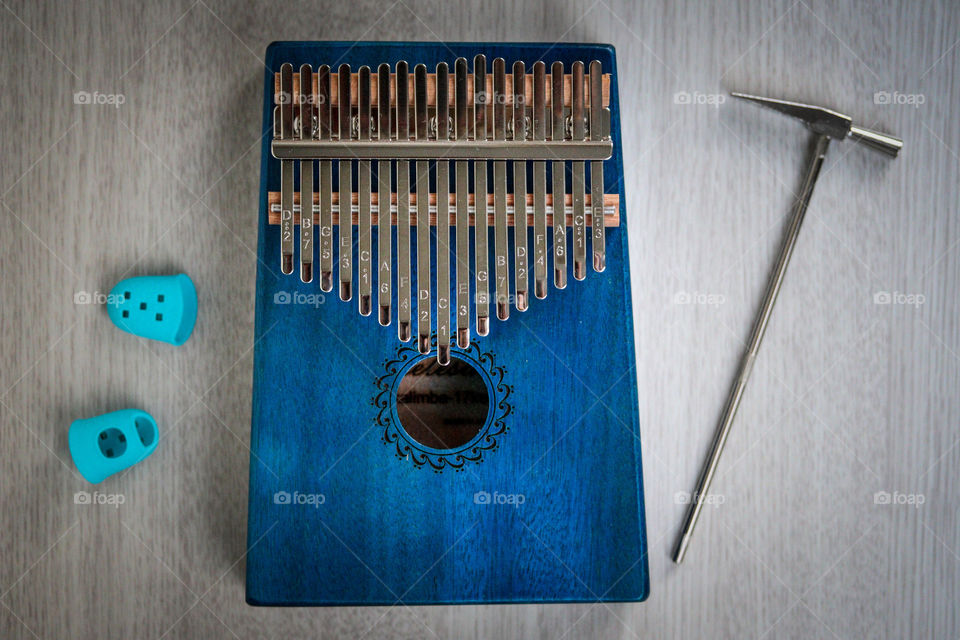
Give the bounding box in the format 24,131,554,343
247,41,649,605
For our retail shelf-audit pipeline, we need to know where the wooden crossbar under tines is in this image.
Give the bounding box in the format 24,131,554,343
266,191,620,226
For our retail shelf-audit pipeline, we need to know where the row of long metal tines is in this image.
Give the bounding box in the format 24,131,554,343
273,56,611,364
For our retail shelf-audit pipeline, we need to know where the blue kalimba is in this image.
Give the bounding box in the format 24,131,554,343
246,41,650,605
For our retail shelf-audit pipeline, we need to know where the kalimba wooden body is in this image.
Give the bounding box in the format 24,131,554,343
246,41,649,605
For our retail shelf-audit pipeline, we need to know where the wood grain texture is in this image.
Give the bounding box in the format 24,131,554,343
1,0,958,638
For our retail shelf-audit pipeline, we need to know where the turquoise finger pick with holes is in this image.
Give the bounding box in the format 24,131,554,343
107,274,197,345
69,409,159,483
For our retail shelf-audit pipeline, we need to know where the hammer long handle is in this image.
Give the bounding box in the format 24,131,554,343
672,133,832,564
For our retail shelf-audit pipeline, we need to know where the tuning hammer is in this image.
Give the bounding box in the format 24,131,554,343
672,92,901,565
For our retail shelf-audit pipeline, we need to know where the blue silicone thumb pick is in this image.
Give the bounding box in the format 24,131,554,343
106,274,197,345
68,409,159,484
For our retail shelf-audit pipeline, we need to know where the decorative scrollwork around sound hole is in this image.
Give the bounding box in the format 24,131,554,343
374,340,512,472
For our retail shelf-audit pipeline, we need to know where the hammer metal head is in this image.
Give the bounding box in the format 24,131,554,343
731,92,903,158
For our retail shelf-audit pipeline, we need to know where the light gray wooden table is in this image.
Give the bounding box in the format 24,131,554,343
2,1,957,638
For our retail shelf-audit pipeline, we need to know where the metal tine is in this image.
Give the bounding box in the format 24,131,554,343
318,64,333,292
338,64,353,301
571,61,586,281
589,60,606,272
396,61,412,342
492,58,510,322
299,64,314,283
377,63,392,326
474,54,490,335
358,66,372,316
435,62,451,365
512,60,528,311
279,63,294,275
414,64,431,354
532,61,548,299
551,61,567,289
454,57,471,349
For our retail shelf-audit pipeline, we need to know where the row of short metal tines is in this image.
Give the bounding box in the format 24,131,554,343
273,57,608,142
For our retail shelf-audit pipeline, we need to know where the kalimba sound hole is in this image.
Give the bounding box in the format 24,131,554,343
396,356,489,451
